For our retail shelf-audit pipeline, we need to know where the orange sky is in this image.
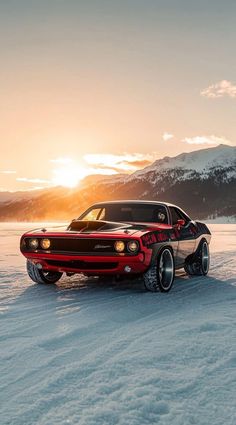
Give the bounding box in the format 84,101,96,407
0,1,235,191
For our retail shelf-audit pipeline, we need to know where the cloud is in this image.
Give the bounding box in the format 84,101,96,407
16,177,51,184
201,80,236,98
24,186,46,191
84,153,155,173
182,135,233,146
123,159,152,168
0,170,17,174
162,132,174,141
88,159,152,173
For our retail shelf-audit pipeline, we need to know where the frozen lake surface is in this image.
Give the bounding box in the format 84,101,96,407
0,223,236,425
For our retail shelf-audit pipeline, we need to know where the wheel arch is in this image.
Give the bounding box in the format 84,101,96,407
186,236,208,264
143,244,175,292
184,237,210,276
194,236,208,256
150,243,175,267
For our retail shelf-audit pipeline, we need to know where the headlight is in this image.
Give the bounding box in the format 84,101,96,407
114,240,125,252
29,238,39,250
127,240,139,253
40,238,51,250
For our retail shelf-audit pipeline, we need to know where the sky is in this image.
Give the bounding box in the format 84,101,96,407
0,0,236,191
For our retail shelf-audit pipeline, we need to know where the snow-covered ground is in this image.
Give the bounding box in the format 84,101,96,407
205,215,236,224
0,223,236,425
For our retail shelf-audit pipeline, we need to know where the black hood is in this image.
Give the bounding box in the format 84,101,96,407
67,220,146,234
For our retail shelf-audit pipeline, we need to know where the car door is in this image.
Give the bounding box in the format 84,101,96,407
169,206,196,266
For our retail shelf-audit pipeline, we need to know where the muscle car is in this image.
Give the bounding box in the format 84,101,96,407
20,201,211,292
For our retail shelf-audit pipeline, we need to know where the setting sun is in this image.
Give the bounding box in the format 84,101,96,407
52,166,85,188
49,154,152,189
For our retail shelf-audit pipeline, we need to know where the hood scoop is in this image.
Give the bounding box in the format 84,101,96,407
67,220,132,233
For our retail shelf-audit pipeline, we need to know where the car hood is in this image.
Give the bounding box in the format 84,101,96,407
25,220,172,238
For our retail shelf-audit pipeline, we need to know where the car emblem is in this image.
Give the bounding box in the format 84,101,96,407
94,244,111,249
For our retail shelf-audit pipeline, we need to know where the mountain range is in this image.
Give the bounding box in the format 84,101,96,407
0,144,235,222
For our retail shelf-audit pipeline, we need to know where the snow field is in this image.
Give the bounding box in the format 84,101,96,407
0,224,236,425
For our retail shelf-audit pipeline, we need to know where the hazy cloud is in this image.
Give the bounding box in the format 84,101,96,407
123,159,152,168
201,80,236,98
84,153,155,173
16,177,51,184
182,135,233,146
0,170,17,174
162,132,174,141
89,160,152,174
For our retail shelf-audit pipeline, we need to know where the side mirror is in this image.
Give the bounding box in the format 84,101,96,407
177,219,185,227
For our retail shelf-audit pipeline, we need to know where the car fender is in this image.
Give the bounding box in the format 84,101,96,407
185,237,208,265
149,242,177,267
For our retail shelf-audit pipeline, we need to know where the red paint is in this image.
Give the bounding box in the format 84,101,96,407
20,230,153,275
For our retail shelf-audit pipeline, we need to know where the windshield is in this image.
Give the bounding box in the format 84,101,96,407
79,203,169,224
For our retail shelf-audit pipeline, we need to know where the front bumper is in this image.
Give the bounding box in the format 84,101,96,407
23,251,152,275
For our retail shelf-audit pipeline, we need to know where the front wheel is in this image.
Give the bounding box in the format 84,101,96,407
184,240,210,276
143,248,175,292
26,260,63,284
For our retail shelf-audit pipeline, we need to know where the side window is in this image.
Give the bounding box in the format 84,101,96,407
98,208,105,220
154,206,168,224
83,208,102,221
176,208,190,223
169,207,184,225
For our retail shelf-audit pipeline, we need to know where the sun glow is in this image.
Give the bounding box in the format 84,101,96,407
49,153,154,189
52,166,87,188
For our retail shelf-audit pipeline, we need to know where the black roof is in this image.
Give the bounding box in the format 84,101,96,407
80,200,191,220
91,200,179,208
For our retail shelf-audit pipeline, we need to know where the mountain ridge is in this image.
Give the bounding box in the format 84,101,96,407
0,144,235,221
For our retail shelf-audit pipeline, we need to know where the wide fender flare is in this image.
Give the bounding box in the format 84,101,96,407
149,242,176,267
186,237,208,264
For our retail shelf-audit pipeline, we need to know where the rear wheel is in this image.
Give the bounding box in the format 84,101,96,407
26,260,63,284
184,240,210,276
143,248,175,292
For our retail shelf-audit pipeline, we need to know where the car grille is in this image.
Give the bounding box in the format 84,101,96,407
49,238,116,253
24,237,117,254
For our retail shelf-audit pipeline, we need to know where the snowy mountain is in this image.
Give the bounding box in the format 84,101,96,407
0,145,235,221
129,144,236,182
104,144,236,220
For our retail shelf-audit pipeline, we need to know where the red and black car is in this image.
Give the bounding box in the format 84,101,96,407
20,201,211,292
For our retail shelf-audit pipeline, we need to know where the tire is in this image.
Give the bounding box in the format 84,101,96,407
143,247,175,292
26,260,63,284
184,240,210,276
